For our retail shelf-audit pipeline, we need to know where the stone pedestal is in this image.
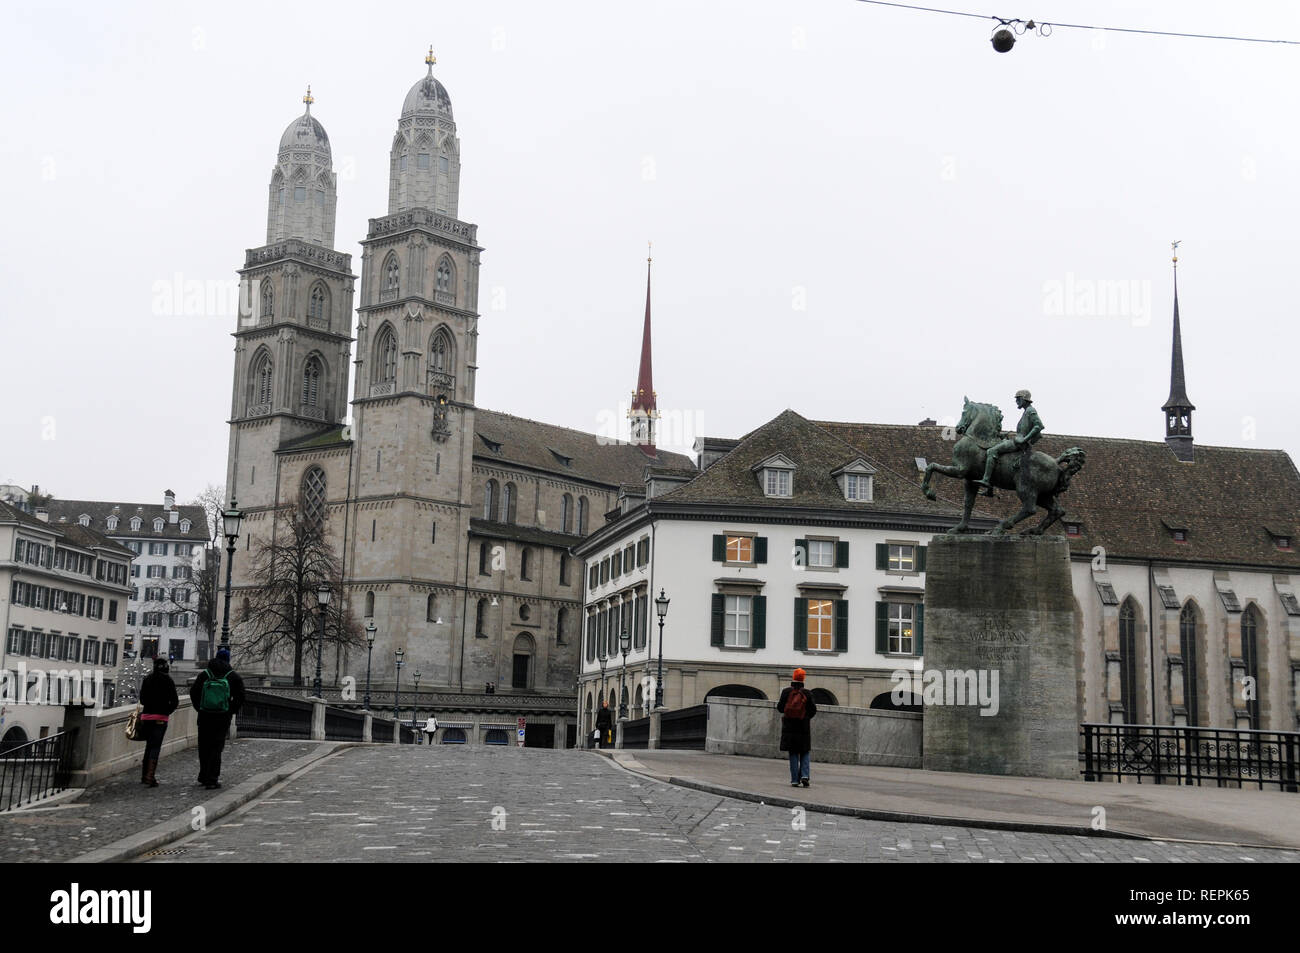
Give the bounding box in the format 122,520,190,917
922,535,1078,780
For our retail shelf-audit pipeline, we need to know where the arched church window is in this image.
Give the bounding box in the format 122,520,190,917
261,281,273,319
577,497,588,535
309,284,328,322
430,329,452,373
302,356,322,407
1241,605,1261,729
1118,599,1139,725
1179,603,1201,726
503,483,517,524
436,258,454,294
484,480,498,521
301,467,327,528
561,494,573,534
520,548,532,581
426,593,438,623
251,351,273,407
384,254,400,295
375,328,397,383
475,598,487,636
365,591,375,618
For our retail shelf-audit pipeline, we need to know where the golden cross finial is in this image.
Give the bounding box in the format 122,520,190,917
1171,239,1181,264
303,85,314,109
426,46,437,69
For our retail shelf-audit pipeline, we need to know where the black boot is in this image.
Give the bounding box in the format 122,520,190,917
144,759,159,787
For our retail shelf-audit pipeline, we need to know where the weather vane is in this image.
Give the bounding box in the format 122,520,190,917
1172,239,1181,265
303,85,313,109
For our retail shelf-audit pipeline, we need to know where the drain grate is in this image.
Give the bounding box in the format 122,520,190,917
142,846,190,858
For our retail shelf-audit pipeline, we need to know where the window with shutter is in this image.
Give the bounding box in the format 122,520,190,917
752,595,766,649
710,594,725,646
836,541,850,569
834,600,848,652
793,597,807,651
876,601,889,654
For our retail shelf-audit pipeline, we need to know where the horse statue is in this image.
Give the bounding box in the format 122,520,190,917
920,397,1086,535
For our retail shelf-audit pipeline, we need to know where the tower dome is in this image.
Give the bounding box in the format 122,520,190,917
266,87,338,247
388,48,462,217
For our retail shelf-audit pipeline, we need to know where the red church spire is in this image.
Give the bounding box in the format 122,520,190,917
629,245,658,453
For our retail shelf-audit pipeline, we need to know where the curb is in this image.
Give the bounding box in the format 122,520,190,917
592,750,1145,841
69,742,361,863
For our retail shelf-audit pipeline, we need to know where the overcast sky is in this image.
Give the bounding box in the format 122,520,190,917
3,0,1298,506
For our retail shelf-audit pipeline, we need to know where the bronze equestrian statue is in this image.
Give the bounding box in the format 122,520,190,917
921,394,1086,535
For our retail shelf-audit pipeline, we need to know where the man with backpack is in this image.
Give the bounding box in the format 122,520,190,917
777,668,817,787
190,647,245,790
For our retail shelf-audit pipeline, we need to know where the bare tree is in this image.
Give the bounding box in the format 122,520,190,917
189,483,226,543
236,497,362,686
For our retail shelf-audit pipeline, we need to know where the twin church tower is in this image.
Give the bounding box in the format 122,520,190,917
225,52,677,713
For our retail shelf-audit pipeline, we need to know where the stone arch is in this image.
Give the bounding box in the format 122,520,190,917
364,591,375,618
248,346,274,408
300,351,326,409
434,254,456,297
1,725,29,753
561,493,573,534
870,690,921,713
809,688,838,707
511,632,535,690
483,480,498,521
307,281,330,323
441,727,467,744
382,252,400,295
373,322,398,383
704,684,767,701
426,592,438,623
429,324,455,375
485,728,509,745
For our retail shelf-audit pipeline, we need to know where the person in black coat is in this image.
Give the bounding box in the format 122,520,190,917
189,649,246,790
777,668,817,787
138,657,178,787
594,700,613,749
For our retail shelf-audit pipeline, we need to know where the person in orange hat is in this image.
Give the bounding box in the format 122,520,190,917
777,668,817,787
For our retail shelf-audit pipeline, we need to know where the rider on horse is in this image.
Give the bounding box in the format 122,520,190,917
975,389,1043,496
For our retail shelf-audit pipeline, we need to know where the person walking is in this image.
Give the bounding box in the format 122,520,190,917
422,714,439,745
138,656,178,787
777,668,817,787
190,648,245,791
595,699,613,749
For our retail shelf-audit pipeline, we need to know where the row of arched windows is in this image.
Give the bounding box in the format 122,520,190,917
369,325,455,386
379,252,457,301
248,349,329,411
256,281,331,323
1114,597,1265,729
481,482,588,534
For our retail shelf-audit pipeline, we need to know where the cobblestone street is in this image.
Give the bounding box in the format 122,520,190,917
149,746,1300,863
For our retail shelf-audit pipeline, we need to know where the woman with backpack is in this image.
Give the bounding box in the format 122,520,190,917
138,656,179,787
777,668,817,787
189,648,245,791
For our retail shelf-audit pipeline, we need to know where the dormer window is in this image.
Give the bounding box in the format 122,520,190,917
78,514,91,527
1173,529,1187,542
479,434,503,455
130,517,141,531
153,518,165,532
1267,526,1294,551
180,519,191,534
1065,522,1082,537
106,516,118,531
752,453,796,499
1161,519,1188,543
832,458,877,503
549,449,573,468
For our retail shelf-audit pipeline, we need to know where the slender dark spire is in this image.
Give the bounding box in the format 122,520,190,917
1162,243,1195,461
629,245,658,453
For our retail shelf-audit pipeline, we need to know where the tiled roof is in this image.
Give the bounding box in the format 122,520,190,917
0,501,135,556
473,408,694,488
46,500,210,541
279,426,350,452
469,518,581,549
656,410,968,520
817,419,1300,570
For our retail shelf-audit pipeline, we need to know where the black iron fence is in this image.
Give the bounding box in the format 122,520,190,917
1081,723,1300,792
0,730,77,812
621,716,650,749
324,707,366,742
237,692,313,740
659,704,708,750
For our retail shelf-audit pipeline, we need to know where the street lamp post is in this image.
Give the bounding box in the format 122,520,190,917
219,500,243,655
654,589,670,709
412,670,422,730
312,583,331,698
363,621,376,709
393,647,405,723
597,644,608,708
618,625,631,719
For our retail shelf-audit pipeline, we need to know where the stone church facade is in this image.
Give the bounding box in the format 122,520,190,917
223,57,688,744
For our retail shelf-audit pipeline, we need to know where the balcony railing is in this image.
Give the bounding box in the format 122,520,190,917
369,381,395,397
0,730,77,812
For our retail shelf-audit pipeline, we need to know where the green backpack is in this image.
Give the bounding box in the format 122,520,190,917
200,669,231,712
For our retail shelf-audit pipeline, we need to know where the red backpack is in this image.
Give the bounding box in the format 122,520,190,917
784,687,808,720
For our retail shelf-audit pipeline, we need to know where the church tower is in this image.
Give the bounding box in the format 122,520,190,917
628,251,659,454
226,90,356,513
1162,246,1195,462
346,49,484,690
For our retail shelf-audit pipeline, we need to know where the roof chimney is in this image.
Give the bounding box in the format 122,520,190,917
36,508,49,522
164,489,176,511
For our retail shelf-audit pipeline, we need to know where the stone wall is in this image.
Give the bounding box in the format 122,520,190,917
705,696,921,767
64,699,200,787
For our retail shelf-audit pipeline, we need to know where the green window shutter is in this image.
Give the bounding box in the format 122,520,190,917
711,594,725,646
712,534,725,562
876,543,888,570
914,603,924,655
917,545,927,573
834,600,849,652
793,597,807,651
752,595,766,649
794,539,807,568
836,540,850,569
876,600,889,654
755,536,768,564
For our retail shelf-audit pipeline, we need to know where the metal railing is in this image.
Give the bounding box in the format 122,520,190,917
621,716,650,749
659,704,708,750
324,707,366,742
236,692,313,740
1081,723,1300,792
0,730,77,812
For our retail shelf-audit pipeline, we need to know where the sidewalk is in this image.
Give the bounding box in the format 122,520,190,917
0,739,344,863
602,749,1300,850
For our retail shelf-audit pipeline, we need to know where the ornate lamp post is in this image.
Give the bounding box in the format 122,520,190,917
218,500,243,655
654,589,670,709
618,624,631,719
363,621,376,709
312,583,331,698
412,670,422,729
393,647,405,723
597,642,609,711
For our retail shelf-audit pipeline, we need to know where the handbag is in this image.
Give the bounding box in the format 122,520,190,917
125,706,144,741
